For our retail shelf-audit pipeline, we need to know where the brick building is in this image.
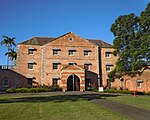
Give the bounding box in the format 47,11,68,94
0,32,149,92
14,32,117,91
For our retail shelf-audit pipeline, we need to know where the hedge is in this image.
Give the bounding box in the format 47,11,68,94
6,85,62,93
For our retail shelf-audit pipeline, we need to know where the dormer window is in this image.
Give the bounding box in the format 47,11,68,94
68,49,76,56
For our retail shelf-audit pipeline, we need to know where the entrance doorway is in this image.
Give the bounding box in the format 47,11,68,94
67,74,80,91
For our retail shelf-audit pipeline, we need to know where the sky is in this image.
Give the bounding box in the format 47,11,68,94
0,0,149,65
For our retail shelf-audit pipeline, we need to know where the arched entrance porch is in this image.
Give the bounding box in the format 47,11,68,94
67,74,80,91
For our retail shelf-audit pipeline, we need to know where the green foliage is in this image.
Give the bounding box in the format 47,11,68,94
104,89,132,94
1,36,17,65
49,85,63,92
110,3,150,80
6,85,62,93
5,49,17,60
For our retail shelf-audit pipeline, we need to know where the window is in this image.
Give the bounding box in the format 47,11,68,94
68,50,75,56
137,80,143,88
106,64,113,72
105,52,111,58
53,63,58,70
84,64,90,71
106,65,111,72
84,62,91,71
53,78,58,85
68,37,74,42
53,50,58,55
84,51,89,56
28,49,34,55
27,78,33,86
53,48,60,56
84,50,91,56
28,63,34,70
3,79,9,87
68,62,76,66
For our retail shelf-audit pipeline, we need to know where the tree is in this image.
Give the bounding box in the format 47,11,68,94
108,3,150,81
1,36,16,66
5,49,17,61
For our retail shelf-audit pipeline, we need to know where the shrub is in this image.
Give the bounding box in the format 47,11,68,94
104,89,132,94
49,85,62,92
6,88,15,93
144,91,150,95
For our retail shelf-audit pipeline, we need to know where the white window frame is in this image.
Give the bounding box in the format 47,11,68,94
84,51,89,56
106,65,111,72
53,63,58,70
53,50,59,56
28,63,34,70
68,50,75,56
28,49,34,55
137,80,143,88
105,52,111,58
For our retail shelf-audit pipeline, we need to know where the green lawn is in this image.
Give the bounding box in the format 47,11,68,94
0,93,130,120
104,95,150,110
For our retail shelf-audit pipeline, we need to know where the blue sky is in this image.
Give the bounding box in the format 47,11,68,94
0,0,149,65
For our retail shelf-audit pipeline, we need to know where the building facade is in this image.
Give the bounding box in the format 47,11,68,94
0,32,149,92
14,32,116,91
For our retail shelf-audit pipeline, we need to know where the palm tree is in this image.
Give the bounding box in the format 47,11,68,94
1,36,16,66
5,49,17,61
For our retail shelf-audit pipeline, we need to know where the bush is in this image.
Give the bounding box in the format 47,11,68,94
104,89,132,94
144,91,150,95
6,88,15,93
6,85,62,93
49,85,62,92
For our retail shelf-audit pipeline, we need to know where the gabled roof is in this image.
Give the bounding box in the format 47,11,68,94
19,32,112,48
19,37,55,46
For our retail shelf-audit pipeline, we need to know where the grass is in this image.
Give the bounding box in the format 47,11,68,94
0,92,130,120
104,95,150,110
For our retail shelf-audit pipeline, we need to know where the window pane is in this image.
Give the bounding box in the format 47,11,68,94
28,49,34,55
53,50,58,55
53,63,58,70
84,64,90,71
3,79,9,87
53,79,58,85
69,50,74,56
106,65,111,72
28,63,33,69
84,51,89,56
105,52,111,58
27,78,33,86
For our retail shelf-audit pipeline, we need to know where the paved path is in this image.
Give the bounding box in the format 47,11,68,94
90,98,150,120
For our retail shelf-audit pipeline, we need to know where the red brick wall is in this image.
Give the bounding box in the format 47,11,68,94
0,69,28,91
112,69,150,92
100,48,118,87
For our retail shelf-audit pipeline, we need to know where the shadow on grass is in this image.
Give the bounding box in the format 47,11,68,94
0,92,120,104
